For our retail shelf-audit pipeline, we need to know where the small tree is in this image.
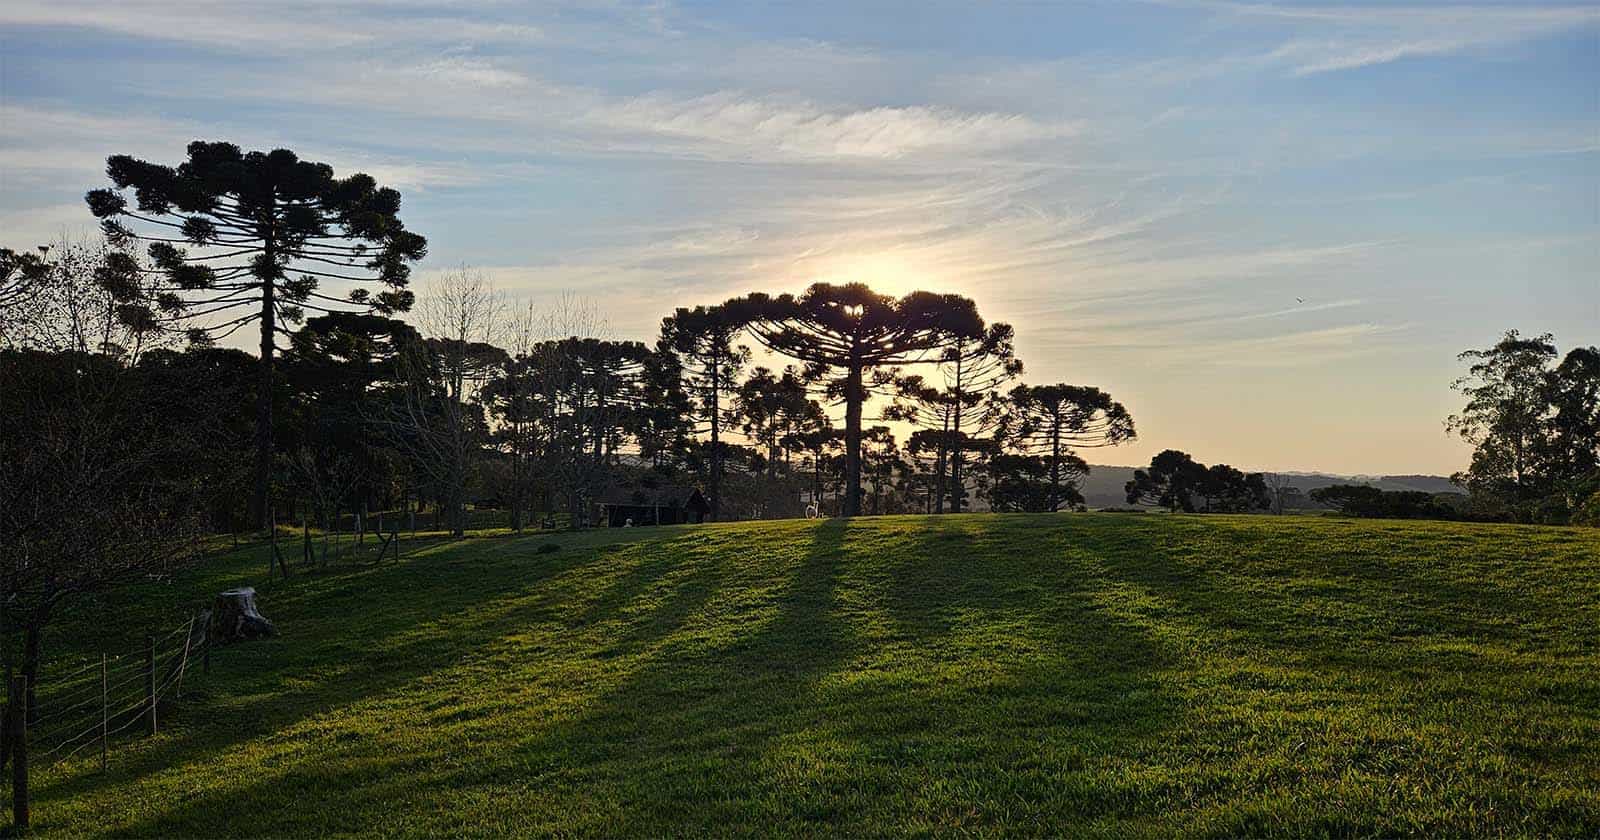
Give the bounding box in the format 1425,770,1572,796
1005,383,1136,511
0,248,50,331
0,238,172,359
1125,449,1207,511
1196,464,1272,513
987,452,1083,512
86,141,428,528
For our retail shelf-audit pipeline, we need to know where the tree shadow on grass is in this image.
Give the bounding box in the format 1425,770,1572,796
28,530,671,815
1065,515,1552,668
117,516,1191,836
103,519,856,836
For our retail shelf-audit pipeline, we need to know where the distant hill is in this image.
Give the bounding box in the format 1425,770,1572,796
1078,465,1459,509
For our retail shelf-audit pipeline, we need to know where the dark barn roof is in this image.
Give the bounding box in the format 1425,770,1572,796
596,485,709,527
597,484,708,511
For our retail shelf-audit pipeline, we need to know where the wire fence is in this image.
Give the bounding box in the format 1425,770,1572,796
2,612,212,827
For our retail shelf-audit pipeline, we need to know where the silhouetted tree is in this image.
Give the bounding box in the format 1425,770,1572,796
0,248,50,331
1541,346,1600,504
1447,331,1600,519
734,366,814,514
1447,331,1559,503
286,312,420,522
660,304,750,520
86,141,428,527
987,453,1083,512
1005,383,1135,511
0,238,172,359
934,323,1022,513
1196,464,1272,513
636,348,693,470
1125,449,1207,511
738,283,982,516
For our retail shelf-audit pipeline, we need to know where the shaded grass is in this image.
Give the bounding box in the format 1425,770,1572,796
20,515,1600,837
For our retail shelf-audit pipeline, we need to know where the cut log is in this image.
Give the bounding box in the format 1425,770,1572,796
206,587,277,644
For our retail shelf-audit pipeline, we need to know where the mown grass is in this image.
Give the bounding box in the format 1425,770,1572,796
22,514,1600,837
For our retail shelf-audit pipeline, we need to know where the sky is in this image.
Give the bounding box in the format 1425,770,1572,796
2,0,1596,476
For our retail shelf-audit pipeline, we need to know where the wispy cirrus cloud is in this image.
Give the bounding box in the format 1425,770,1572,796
1214,2,1599,75
582,92,1076,161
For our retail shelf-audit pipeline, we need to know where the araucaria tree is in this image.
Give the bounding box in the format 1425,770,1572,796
739,283,982,517
86,141,428,528
1005,384,1136,511
890,322,1022,513
659,304,750,520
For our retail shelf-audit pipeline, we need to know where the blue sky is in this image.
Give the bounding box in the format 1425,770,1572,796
2,0,1596,475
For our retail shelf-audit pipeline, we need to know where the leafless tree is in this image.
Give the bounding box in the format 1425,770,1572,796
1263,473,1301,515
383,268,506,536
0,350,204,719
0,236,174,361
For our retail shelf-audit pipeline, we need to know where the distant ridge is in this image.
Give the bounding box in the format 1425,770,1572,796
1079,465,1459,509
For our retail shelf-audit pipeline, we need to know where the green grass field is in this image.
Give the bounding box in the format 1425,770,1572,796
24,514,1600,837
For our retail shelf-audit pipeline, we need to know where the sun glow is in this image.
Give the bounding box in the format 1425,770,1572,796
800,251,954,300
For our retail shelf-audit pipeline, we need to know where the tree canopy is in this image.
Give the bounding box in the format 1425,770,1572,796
737,282,983,516
86,141,428,527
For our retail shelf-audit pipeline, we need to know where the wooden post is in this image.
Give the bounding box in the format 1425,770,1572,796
9,675,27,830
100,652,108,773
267,506,276,577
143,634,157,736
271,507,289,580
175,618,194,699
0,664,11,774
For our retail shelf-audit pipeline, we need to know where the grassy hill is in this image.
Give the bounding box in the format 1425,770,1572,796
27,515,1600,837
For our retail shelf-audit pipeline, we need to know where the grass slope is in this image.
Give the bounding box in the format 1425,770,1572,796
25,515,1600,837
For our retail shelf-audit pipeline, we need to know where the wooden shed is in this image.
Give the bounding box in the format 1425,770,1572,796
596,485,710,527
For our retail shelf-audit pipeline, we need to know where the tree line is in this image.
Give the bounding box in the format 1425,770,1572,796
1,140,1594,694
0,141,1146,675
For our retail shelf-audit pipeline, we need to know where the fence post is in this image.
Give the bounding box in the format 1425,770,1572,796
9,675,27,831
100,652,108,773
0,664,10,774
144,634,157,736
175,617,195,699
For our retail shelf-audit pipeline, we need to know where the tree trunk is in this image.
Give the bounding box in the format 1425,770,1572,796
709,354,722,521
252,226,277,530
21,627,38,727
950,356,965,514
1048,410,1062,511
843,362,864,517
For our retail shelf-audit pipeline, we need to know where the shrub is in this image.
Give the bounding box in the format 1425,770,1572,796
1574,492,1600,527
1309,485,1465,520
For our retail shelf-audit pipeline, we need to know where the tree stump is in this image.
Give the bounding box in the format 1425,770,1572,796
205,587,277,644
